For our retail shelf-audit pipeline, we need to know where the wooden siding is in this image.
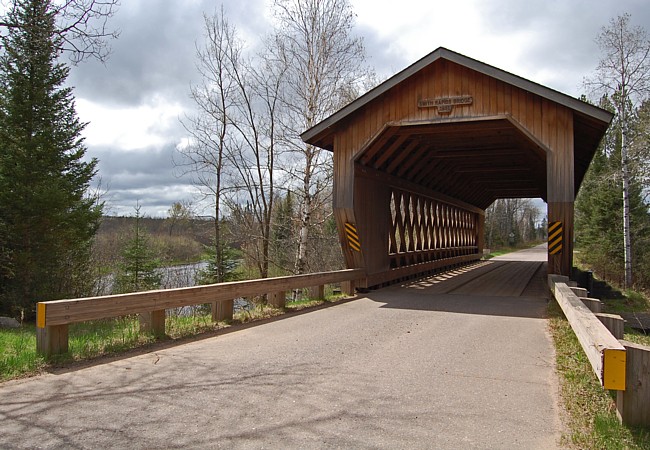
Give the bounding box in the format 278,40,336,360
319,57,608,277
333,60,577,210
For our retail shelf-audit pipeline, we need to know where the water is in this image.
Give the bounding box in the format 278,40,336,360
95,261,255,314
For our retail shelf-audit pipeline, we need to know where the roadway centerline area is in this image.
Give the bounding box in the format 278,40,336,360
0,246,561,449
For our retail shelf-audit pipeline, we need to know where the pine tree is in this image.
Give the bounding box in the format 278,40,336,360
196,237,241,285
0,0,102,318
113,206,162,294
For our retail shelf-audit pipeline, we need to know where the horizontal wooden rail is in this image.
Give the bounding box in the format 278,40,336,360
548,275,626,391
36,268,364,356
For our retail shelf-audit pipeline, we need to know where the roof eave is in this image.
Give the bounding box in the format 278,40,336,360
301,47,614,147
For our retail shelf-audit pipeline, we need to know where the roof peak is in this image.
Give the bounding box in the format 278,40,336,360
301,47,613,146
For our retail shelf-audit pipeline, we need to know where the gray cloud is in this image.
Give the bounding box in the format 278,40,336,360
89,143,197,217
356,24,411,80
68,0,268,109
71,0,650,217
70,0,269,216
475,0,650,96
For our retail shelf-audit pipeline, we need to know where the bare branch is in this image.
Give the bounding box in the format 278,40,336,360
0,0,120,64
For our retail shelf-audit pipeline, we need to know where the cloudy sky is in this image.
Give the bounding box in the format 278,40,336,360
67,0,650,217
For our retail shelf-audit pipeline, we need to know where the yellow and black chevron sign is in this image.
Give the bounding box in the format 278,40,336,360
345,222,361,252
548,221,563,255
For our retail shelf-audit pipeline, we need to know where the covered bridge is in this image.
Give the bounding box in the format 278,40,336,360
301,47,613,288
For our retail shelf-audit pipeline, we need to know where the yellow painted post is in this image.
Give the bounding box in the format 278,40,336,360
616,340,650,427
603,348,627,391
36,302,69,357
36,302,46,328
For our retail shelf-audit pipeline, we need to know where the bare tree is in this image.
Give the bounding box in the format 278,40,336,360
585,13,650,288
0,0,120,64
485,198,538,249
269,0,366,274
166,200,194,237
176,9,238,283
225,47,284,278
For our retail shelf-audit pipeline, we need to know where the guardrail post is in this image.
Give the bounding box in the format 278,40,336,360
595,313,624,339
36,325,68,357
139,310,166,337
309,285,325,300
212,300,233,321
341,280,355,296
570,287,588,298
268,291,286,308
580,297,602,313
616,340,650,427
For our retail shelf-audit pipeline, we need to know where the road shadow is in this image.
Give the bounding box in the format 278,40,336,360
368,289,549,319
365,260,550,320
41,296,360,377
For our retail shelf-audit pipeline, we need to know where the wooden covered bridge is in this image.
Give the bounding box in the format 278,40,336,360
36,47,613,358
301,47,613,285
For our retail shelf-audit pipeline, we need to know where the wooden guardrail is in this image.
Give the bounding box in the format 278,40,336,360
548,274,626,390
549,274,650,427
36,269,365,357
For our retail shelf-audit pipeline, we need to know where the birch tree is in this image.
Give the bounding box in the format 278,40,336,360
270,0,366,274
585,13,650,288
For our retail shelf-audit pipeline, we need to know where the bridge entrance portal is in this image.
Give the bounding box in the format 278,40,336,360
302,48,612,287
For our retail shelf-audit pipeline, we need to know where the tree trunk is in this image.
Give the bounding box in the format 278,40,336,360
622,129,633,288
295,148,313,275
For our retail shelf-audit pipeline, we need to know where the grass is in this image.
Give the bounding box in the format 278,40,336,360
548,299,650,448
0,325,46,381
0,291,350,382
624,328,650,346
602,289,650,315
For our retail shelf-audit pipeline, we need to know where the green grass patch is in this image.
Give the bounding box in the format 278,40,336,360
1,312,225,381
548,300,650,448
484,248,515,259
603,290,650,314
285,289,349,311
624,327,650,347
0,325,46,381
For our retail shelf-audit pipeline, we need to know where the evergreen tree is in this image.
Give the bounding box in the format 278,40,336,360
0,0,102,317
196,236,241,285
271,191,295,272
113,206,162,293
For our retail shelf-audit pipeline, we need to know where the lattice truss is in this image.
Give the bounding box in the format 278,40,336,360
389,188,478,267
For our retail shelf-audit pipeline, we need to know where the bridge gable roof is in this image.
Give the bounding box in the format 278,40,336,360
301,47,613,150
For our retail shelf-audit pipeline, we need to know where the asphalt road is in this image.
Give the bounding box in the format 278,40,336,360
1,246,561,449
